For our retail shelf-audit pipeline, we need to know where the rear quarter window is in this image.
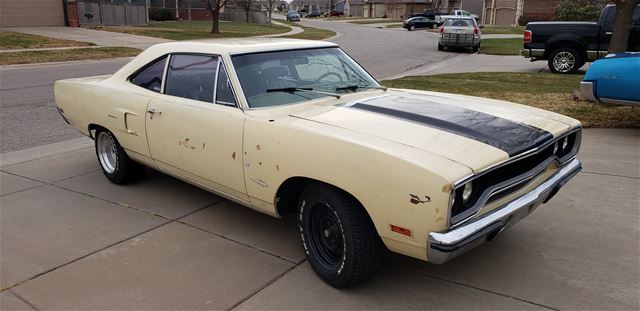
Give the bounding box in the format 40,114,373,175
130,56,167,93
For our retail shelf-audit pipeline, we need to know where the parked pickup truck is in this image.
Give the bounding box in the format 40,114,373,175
521,4,640,74
435,10,479,24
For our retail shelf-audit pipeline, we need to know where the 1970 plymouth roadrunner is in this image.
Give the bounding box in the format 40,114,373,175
55,39,582,287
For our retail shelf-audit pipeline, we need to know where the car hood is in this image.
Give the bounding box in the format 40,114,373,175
291,89,577,172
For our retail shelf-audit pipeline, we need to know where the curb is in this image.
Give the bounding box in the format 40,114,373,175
0,137,93,168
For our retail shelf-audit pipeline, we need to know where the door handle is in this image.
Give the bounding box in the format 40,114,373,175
606,32,612,35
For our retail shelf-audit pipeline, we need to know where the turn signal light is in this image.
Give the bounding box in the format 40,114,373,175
440,26,445,33
524,30,532,43
390,224,413,237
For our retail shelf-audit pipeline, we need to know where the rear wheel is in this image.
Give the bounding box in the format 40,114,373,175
438,43,444,51
431,23,438,29
298,183,383,288
472,44,479,52
548,47,582,74
95,129,145,184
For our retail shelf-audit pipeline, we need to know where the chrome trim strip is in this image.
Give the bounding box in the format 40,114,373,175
600,97,640,107
427,159,582,264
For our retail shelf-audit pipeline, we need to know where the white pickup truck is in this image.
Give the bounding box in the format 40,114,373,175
435,10,479,24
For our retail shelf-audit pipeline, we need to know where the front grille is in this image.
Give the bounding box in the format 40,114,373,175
450,129,581,226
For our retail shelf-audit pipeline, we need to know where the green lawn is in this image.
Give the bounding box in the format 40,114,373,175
0,31,94,50
382,73,640,128
348,19,403,24
479,38,522,55
281,23,336,40
86,20,291,40
0,47,140,65
480,25,525,34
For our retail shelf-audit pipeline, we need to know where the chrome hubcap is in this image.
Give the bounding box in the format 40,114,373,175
97,132,117,174
553,52,575,72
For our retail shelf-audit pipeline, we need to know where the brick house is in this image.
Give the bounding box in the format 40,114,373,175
362,0,433,19
482,0,560,25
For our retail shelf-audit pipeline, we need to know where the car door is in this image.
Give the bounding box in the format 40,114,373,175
145,53,248,201
416,17,427,28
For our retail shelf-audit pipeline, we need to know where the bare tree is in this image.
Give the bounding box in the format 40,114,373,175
609,0,639,53
202,0,231,33
237,0,254,22
265,0,277,26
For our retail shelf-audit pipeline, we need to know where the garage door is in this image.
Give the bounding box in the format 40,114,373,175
1,0,65,27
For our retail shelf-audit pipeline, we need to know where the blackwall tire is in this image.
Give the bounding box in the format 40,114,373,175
95,129,145,185
298,183,383,288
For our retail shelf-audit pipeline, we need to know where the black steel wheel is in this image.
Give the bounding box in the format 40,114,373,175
298,183,383,288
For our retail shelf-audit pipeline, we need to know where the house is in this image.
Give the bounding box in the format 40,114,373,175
1,0,67,27
482,0,560,25
363,0,433,19
346,0,365,17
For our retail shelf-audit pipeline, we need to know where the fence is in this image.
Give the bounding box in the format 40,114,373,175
78,1,148,26
149,7,269,24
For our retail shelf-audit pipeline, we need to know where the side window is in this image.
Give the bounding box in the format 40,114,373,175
634,6,640,25
165,54,218,103
131,56,167,93
216,64,237,106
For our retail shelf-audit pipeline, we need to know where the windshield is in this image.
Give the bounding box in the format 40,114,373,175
232,47,380,108
444,18,475,26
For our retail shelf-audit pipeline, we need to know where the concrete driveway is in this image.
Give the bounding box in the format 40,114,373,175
1,128,638,310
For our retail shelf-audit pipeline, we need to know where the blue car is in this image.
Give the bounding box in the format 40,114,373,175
580,53,640,106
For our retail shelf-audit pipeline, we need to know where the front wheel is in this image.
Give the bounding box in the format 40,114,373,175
409,25,416,31
95,129,145,184
431,23,438,29
298,183,383,288
548,47,582,74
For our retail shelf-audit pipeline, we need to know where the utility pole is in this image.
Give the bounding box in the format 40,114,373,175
175,0,179,19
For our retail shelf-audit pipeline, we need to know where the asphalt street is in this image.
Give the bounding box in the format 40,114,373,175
0,21,451,153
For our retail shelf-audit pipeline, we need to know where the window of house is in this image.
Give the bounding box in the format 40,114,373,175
165,54,218,103
130,56,167,93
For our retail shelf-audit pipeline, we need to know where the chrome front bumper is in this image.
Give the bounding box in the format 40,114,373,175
427,159,582,264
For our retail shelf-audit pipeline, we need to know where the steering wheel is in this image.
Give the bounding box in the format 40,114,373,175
316,72,343,82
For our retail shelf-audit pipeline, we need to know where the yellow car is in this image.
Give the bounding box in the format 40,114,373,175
55,39,582,287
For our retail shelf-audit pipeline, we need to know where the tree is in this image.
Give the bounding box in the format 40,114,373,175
555,0,609,21
237,0,254,22
264,0,277,26
609,0,639,53
202,0,231,34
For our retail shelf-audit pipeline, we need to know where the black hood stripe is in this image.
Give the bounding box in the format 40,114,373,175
347,96,553,157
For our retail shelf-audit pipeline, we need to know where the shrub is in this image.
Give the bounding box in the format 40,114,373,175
149,8,174,21
555,0,610,21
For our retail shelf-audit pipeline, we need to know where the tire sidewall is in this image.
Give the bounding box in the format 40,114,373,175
298,188,354,287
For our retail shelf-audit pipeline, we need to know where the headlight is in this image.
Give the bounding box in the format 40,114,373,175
462,182,473,203
562,137,569,151
553,141,559,154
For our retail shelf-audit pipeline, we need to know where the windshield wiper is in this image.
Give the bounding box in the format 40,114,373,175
266,87,341,99
335,85,388,92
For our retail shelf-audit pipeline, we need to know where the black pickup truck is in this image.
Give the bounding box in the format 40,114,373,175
521,4,640,73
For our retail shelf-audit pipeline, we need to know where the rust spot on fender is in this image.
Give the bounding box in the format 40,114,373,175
276,165,280,172
232,151,236,160
202,143,206,149
442,184,453,193
259,162,262,166
256,144,262,150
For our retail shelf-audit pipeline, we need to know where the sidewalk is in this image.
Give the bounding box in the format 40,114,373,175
0,27,172,50
1,129,638,309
